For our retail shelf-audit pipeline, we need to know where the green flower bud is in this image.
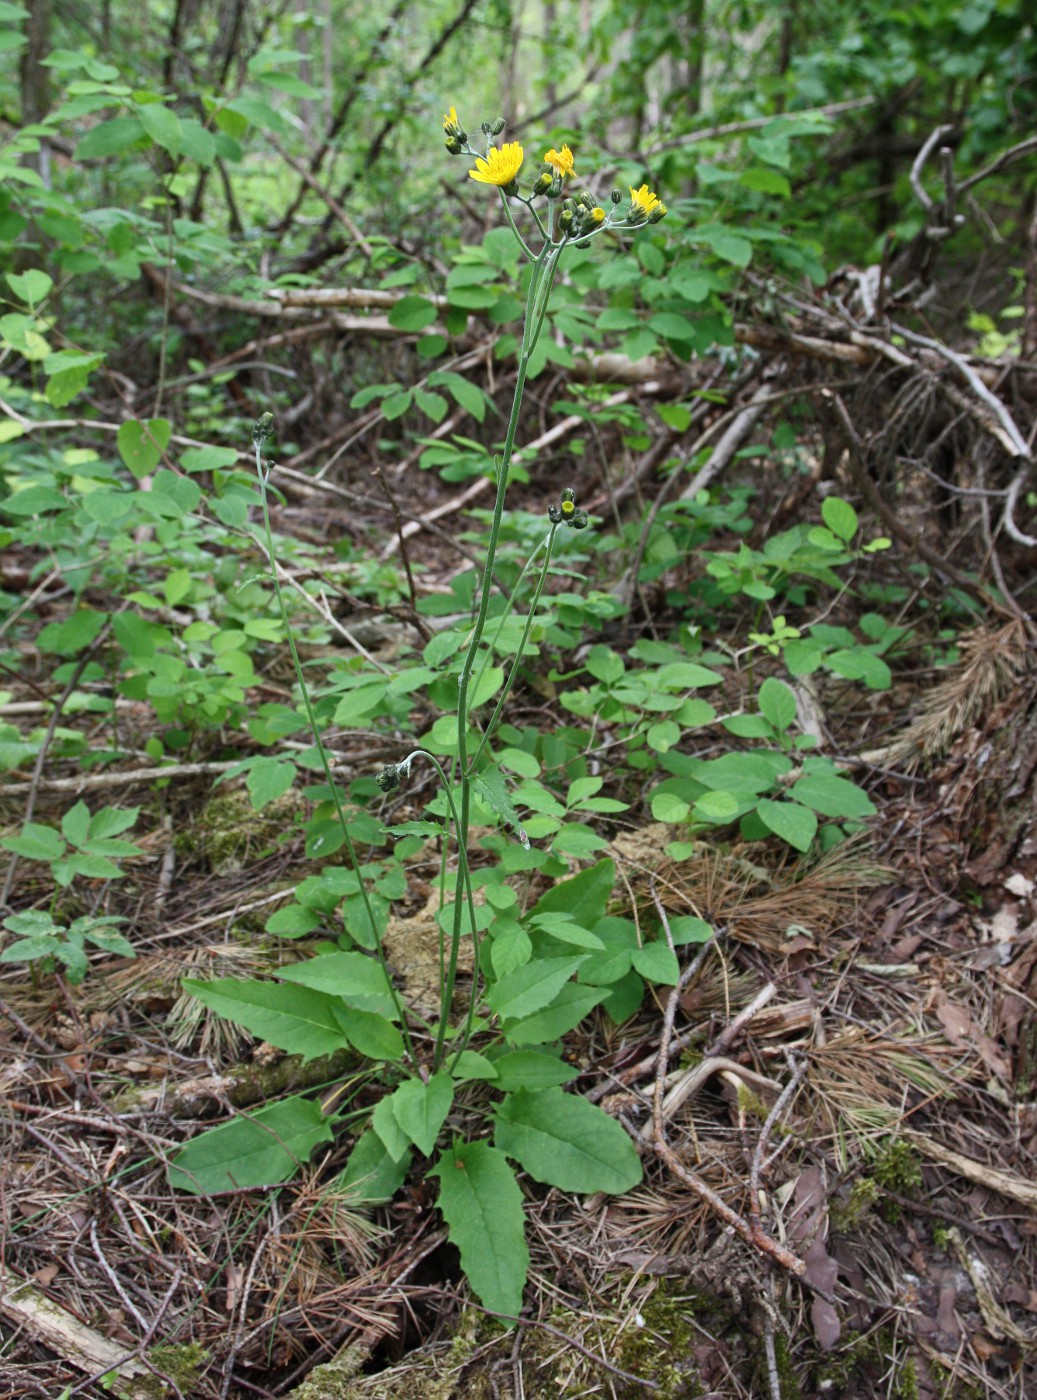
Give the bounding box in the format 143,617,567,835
445,135,463,155
611,189,623,204
648,202,668,224
252,412,274,447
376,764,401,793
548,504,562,524
532,165,556,197
570,508,590,530
490,116,506,135
560,208,574,231
575,238,592,248
561,488,576,505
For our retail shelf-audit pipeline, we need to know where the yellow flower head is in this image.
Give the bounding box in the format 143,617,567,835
544,145,576,179
443,105,458,130
629,183,663,218
590,206,605,224
469,142,525,187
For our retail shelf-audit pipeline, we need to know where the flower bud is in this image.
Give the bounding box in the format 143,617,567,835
490,116,506,135
559,208,574,231
648,202,668,224
532,164,556,197
611,189,623,204
561,488,575,505
570,508,589,530
252,412,274,447
445,135,463,155
376,764,401,793
548,504,562,524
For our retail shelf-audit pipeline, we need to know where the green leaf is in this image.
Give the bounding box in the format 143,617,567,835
450,1050,499,1082
528,913,604,951
372,1094,411,1161
527,857,614,929
388,295,438,332
246,756,295,810
389,1073,454,1156
278,952,398,1016
332,1005,404,1061
490,920,532,977
631,941,680,984
180,445,239,472
758,677,797,733
494,1088,642,1193
1,822,65,862
486,955,587,1022
36,608,107,656
430,1140,528,1318
473,766,527,845
6,269,52,306
168,1095,333,1194
117,418,172,479
722,714,773,739
44,351,104,407
178,118,216,165
502,983,605,1045
61,800,91,847
181,979,351,1061
338,1128,411,1203
821,496,859,542
75,116,145,159
265,904,322,938
755,799,818,853
381,390,413,420
651,791,690,823
414,389,448,422
789,773,876,818
490,1050,576,1091
136,102,182,155
469,664,504,709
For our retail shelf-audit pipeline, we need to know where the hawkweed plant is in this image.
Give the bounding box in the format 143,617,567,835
173,111,667,1319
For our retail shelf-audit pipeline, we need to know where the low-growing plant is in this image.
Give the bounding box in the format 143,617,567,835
0,909,135,987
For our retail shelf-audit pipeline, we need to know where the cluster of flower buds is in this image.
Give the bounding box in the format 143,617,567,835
376,763,402,793
559,190,607,244
548,487,589,530
442,105,467,155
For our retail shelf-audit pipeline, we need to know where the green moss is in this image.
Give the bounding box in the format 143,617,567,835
771,1329,801,1400
284,1343,366,1399
829,1175,879,1231
614,1282,702,1398
871,1139,923,1222
176,789,299,875
125,1341,210,1397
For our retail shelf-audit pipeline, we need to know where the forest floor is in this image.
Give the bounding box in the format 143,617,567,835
2,434,1037,1400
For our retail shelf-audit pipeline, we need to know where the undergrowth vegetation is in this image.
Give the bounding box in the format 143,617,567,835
2,2,1036,1397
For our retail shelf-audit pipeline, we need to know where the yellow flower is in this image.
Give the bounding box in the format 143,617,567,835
629,183,663,217
590,206,605,224
544,145,575,179
469,142,524,187
443,105,458,129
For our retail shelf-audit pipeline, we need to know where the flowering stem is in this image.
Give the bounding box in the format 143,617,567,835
444,223,565,1060
469,523,558,774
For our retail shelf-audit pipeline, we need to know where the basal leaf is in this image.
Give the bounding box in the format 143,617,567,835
181,979,351,1061
389,1073,454,1156
168,1095,333,1194
338,1128,411,1203
278,951,398,1016
430,1140,528,1318
494,1087,642,1193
